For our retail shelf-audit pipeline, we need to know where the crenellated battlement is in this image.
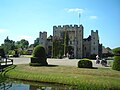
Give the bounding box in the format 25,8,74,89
53,24,83,29
91,30,98,33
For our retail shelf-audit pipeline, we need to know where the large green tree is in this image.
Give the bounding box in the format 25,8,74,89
1,36,15,54
52,31,69,58
112,47,120,55
33,38,39,47
112,47,120,71
16,39,29,50
53,37,64,58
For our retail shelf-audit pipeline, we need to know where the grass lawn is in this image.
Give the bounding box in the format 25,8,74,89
2,64,120,90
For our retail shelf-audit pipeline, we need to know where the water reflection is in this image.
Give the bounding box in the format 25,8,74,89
0,80,77,90
0,82,12,90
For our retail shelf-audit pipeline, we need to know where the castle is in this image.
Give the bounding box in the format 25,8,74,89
38,24,102,59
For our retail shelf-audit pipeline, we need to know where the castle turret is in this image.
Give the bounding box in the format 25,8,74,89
91,30,99,55
39,31,47,49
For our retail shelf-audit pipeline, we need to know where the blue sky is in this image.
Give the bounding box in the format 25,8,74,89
0,0,119,49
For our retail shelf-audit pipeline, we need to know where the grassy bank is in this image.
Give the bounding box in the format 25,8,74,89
2,64,120,90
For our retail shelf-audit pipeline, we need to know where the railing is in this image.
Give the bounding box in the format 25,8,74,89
0,58,13,72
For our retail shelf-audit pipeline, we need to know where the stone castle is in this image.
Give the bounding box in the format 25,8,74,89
38,24,102,59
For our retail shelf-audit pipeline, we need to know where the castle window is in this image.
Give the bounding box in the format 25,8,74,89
93,48,95,50
77,41,78,45
60,32,64,37
94,42,95,44
85,47,86,50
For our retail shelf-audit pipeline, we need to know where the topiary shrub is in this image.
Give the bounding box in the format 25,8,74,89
30,45,48,66
0,48,5,58
112,56,120,71
78,59,92,68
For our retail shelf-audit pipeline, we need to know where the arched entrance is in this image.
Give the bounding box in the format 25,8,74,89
68,46,74,59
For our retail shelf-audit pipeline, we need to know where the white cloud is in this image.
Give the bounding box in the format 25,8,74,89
0,29,7,33
65,8,84,13
89,16,97,19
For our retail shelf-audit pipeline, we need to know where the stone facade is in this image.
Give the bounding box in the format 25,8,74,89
83,36,91,57
39,24,102,59
83,30,101,58
91,30,99,55
53,24,83,58
39,31,47,49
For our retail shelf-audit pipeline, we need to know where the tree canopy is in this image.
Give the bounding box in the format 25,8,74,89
113,47,120,55
16,39,29,50
0,37,29,54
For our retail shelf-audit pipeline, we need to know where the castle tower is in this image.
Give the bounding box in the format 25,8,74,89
91,30,99,55
53,24,83,58
39,31,47,49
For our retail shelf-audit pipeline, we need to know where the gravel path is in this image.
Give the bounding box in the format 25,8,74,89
10,57,110,68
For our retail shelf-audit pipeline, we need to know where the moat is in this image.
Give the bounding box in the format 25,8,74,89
0,78,77,90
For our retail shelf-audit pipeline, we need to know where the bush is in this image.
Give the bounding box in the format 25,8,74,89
30,45,48,66
78,59,92,68
112,56,120,71
33,45,46,58
0,48,5,58
112,47,120,56
29,63,42,66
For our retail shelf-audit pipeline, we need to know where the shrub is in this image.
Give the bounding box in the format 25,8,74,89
112,47,120,55
29,63,42,66
0,48,5,58
33,45,46,58
112,56,120,71
30,45,48,66
78,59,92,68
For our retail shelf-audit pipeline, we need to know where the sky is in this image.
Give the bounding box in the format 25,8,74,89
0,0,120,49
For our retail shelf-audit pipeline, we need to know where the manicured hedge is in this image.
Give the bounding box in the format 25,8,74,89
30,45,48,66
78,59,92,68
112,56,120,71
0,48,5,58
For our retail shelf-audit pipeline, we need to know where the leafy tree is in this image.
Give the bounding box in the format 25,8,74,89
53,37,64,58
106,47,112,51
1,36,15,54
112,47,120,55
16,39,29,50
33,38,39,47
112,47,120,71
63,30,69,55
52,30,69,58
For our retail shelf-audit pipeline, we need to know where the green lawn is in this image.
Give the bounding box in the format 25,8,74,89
2,64,120,90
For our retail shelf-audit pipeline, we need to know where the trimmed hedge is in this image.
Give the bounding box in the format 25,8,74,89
78,59,92,68
112,56,120,71
0,48,5,58
33,45,46,58
29,63,42,66
30,45,48,66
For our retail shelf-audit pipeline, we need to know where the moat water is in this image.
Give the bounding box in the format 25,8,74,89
0,79,77,90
